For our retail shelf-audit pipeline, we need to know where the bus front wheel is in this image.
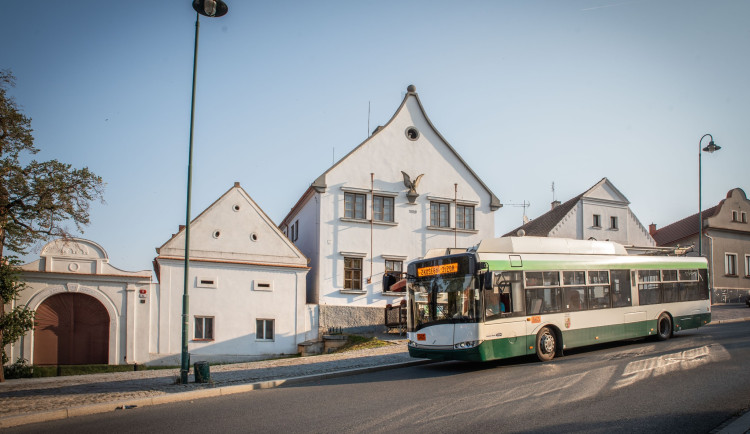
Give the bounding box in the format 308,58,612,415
656,313,672,341
536,327,557,362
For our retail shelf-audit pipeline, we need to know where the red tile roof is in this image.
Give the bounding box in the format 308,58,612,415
652,205,719,246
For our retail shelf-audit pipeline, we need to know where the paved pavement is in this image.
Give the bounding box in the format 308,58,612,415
1,304,749,430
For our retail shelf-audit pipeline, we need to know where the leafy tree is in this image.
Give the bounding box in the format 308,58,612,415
0,69,105,381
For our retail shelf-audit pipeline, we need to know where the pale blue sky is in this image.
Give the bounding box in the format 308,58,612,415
2,0,748,272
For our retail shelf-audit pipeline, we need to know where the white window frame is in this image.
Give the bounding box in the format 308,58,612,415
745,254,750,277
194,316,214,341
610,216,618,230
256,319,275,341
725,253,738,276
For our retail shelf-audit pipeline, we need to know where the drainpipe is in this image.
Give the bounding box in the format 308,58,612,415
705,231,715,304
369,173,374,284
454,183,458,248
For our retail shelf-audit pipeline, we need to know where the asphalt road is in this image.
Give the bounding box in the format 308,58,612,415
9,321,750,434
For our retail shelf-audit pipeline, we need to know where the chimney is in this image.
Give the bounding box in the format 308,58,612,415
234,181,240,188
551,200,561,210
179,225,186,232
649,223,657,236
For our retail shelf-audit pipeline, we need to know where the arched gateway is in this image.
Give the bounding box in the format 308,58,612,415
34,293,109,365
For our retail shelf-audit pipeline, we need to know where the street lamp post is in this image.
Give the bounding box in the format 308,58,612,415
181,0,228,385
698,133,721,258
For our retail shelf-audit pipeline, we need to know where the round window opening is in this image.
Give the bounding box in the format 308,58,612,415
232,204,241,212
213,230,221,239
250,233,258,242
405,127,420,141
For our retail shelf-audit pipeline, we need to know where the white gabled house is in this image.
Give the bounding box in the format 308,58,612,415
503,178,656,253
280,85,501,333
152,183,312,364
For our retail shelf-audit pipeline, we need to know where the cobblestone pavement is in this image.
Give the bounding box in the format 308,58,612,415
0,341,411,419
0,304,748,424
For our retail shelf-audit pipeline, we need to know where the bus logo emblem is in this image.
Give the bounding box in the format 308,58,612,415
417,333,426,341
565,317,571,329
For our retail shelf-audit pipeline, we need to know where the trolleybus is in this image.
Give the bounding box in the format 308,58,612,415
406,236,711,362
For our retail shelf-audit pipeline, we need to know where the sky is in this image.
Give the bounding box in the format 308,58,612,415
2,0,748,273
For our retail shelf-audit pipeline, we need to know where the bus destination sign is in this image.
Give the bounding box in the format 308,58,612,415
417,263,459,277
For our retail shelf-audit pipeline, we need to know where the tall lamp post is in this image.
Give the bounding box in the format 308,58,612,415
698,133,721,257
181,0,228,385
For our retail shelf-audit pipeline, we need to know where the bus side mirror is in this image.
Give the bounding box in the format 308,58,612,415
483,272,494,290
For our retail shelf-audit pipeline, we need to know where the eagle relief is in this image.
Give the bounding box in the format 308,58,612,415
401,171,424,204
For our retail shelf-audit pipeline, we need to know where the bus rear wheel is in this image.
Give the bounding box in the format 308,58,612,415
536,327,557,362
656,313,672,341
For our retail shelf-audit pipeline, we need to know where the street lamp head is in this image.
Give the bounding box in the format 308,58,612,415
702,141,721,153
193,0,228,17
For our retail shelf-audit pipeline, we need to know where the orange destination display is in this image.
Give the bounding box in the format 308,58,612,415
417,263,458,277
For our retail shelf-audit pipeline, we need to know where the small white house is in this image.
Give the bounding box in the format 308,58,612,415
280,85,501,333
504,178,656,253
12,238,153,365
152,183,312,364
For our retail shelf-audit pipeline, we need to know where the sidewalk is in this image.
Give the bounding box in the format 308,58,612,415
1,304,749,430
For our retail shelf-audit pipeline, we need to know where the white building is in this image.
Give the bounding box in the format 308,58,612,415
152,183,312,364
12,239,153,365
280,85,501,333
503,178,656,253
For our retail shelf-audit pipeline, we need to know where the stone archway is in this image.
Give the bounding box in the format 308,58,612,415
33,293,110,365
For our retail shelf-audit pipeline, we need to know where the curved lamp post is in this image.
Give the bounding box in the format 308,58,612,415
181,0,228,385
698,134,721,257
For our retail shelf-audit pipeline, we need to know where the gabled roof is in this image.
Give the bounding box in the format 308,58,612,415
503,193,582,237
503,177,626,237
156,182,307,269
281,86,501,226
652,205,719,246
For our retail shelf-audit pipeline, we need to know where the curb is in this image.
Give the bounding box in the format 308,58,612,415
707,317,750,325
0,359,432,429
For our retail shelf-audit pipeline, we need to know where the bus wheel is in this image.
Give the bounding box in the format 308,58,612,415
656,313,672,341
536,327,556,362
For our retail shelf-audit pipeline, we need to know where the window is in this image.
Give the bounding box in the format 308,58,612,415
290,220,298,241
725,253,738,276
610,216,618,230
256,319,274,341
344,193,366,220
196,277,217,289
344,257,363,290
456,205,475,230
194,316,214,340
430,202,450,227
587,271,610,309
732,211,739,222
743,212,748,223
385,260,403,274
746,255,750,277
593,214,601,228
373,196,394,222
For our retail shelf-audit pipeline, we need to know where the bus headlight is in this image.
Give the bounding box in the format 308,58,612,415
454,340,481,349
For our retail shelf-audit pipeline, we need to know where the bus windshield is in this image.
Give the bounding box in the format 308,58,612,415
408,274,480,331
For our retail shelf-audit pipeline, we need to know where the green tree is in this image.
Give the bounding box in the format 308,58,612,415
0,69,105,381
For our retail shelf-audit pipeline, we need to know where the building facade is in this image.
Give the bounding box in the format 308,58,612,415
280,85,501,333
652,188,750,303
503,178,656,253
11,239,153,365
152,183,313,365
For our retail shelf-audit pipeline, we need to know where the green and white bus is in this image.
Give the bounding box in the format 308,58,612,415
405,236,711,362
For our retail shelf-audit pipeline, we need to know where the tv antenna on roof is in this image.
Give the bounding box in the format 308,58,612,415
503,201,531,224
